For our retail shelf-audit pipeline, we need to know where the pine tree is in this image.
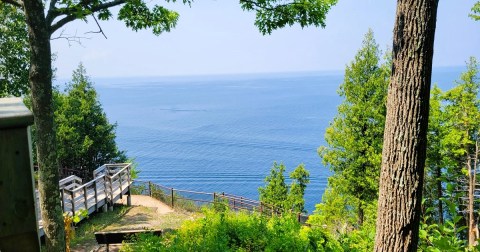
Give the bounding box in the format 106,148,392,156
287,164,310,213
259,162,288,211
55,64,126,179
319,30,389,226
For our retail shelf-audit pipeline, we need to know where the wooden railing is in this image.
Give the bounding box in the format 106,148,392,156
37,163,132,236
132,180,309,223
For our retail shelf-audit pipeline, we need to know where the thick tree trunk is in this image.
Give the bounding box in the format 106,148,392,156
22,1,66,251
374,0,438,251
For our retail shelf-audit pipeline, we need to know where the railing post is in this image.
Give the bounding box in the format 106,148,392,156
233,198,236,210
171,188,174,208
102,176,108,213
259,202,263,214
213,192,216,202
149,181,152,197
127,187,132,206
61,189,66,213
119,171,123,199
71,190,76,217
83,186,88,211
297,213,301,223
94,179,98,212
126,165,132,206
109,177,114,211
127,165,132,184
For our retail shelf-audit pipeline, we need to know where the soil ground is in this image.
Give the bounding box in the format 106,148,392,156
71,195,201,252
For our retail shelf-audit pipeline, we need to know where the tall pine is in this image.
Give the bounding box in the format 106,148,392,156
55,64,126,179
319,30,389,226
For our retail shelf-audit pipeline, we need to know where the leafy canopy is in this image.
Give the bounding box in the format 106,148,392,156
471,1,480,21
240,0,338,34
0,3,29,97
259,162,310,213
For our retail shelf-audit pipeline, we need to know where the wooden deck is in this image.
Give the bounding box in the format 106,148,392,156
36,163,133,237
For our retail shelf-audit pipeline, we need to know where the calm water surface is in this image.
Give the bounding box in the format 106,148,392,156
88,68,463,212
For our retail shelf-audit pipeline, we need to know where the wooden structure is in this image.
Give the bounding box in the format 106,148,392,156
37,163,133,236
0,98,40,251
135,180,309,223
95,229,162,251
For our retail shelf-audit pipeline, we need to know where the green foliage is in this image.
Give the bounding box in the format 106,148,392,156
118,0,180,35
287,164,310,213
145,183,201,212
424,85,445,223
441,57,479,162
70,205,130,247
418,187,472,251
54,63,126,179
127,158,140,179
122,209,343,252
470,1,480,21
421,57,480,249
258,162,310,213
259,162,288,211
308,175,357,236
64,209,88,252
0,3,29,97
240,0,338,35
318,29,389,224
433,58,480,226
48,0,194,35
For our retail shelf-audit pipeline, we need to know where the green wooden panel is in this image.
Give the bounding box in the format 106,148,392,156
0,97,40,251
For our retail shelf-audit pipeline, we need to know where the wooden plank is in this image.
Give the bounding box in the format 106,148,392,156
36,163,132,237
95,229,162,245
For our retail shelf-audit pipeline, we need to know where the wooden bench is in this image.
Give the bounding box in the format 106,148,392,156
94,229,162,251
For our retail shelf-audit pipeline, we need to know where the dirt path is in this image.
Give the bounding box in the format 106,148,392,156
118,195,174,214
71,195,201,252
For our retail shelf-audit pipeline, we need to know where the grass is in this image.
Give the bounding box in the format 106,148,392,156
103,206,202,232
69,203,202,251
70,205,131,250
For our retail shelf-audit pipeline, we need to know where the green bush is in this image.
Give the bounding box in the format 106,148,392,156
122,208,342,252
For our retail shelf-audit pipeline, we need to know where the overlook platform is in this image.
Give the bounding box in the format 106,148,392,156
36,163,133,237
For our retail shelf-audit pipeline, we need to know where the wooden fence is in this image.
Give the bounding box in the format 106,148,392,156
132,180,309,223
37,163,133,236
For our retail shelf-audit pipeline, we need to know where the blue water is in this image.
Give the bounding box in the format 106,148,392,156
87,67,464,213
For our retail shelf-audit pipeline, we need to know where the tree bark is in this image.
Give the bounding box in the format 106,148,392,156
358,201,364,227
435,165,443,224
468,156,476,247
22,1,66,251
374,0,438,251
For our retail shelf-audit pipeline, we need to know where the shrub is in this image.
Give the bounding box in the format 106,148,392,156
122,208,342,251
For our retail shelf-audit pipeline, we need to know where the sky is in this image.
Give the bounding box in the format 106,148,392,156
51,1,480,79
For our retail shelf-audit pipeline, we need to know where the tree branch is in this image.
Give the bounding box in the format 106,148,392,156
48,0,126,35
0,0,23,8
85,14,108,39
239,0,296,11
45,0,60,26
50,29,90,46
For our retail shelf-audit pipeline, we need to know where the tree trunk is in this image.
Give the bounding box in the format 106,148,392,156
22,1,66,251
468,141,480,247
358,201,364,227
374,0,438,251
468,157,476,247
435,165,443,224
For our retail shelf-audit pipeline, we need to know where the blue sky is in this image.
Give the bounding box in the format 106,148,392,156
51,0,480,78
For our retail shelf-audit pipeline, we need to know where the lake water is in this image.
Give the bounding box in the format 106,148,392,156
88,67,464,213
